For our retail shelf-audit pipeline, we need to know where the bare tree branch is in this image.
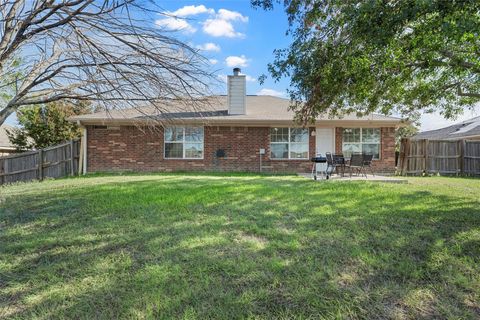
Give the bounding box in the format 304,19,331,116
0,0,215,125
457,86,480,99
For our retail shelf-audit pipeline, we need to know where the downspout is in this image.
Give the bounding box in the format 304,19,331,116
77,121,87,175
82,126,87,175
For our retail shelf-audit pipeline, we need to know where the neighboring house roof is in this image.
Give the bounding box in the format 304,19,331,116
0,124,15,150
413,116,480,140
69,95,402,126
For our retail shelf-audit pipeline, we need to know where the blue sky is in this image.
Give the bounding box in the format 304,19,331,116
154,0,293,98
5,0,479,130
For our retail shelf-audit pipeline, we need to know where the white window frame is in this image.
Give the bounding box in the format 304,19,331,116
164,126,204,160
270,127,309,160
342,128,381,160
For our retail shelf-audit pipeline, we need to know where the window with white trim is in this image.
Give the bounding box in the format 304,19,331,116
270,127,309,159
164,126,204,159
342,128,381,159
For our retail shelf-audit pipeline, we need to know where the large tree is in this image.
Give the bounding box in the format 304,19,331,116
0,0,212,126
253,0,480,123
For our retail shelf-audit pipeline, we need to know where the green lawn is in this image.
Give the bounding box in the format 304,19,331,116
1,174,479,319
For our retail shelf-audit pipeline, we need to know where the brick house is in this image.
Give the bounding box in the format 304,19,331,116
70,68,401,174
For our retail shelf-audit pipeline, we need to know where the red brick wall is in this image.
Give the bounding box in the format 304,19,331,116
335,127,396,173
87,125,396,173
87,125,316,173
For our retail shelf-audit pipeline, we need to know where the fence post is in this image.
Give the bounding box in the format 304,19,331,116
401,138,410,175
398,138,405,174
38,150,43,181
424,139,429,174
0,158,4,185
464,139,468,175
459,140,464,175
69,140,75,176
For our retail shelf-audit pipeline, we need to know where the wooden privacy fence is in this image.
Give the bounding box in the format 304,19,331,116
399,138,480,176
0,140,80,185
464,140,480,175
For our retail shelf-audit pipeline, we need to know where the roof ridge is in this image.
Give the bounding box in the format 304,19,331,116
68,95,403,123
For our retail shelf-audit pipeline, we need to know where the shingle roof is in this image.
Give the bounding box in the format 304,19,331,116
69,95,402,125
413,116,480,140
0,124,15,149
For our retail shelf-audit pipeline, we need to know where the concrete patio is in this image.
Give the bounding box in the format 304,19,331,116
299,173,408,184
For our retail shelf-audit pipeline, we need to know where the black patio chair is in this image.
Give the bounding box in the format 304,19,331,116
363,154,375,176
333,154,346,176
346,153,367,178
326,152,344,176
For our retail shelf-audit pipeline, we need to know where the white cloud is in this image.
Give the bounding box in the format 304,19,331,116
225,55,249,67
171,5,214,17
155,17,196,33
217,9,249,23
209,59,218,65
203,19,243,38
257,88,286,97
156,5,215,34
244,74,256,82
196,42,221,52
202,9,248,38
160,6,248,38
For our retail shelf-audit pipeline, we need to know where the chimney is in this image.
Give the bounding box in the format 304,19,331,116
227,68,246,115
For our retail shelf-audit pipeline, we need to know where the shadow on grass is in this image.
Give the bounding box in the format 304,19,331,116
1,175,479,319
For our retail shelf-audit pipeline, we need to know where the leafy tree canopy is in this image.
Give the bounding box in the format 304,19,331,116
253,0,480,123
6,101,92,150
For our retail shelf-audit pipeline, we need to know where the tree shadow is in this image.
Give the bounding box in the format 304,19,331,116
1,175,479,318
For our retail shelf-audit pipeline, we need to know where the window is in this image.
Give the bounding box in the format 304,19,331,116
270,127,309,159
342,128,381,159
164,126,204,159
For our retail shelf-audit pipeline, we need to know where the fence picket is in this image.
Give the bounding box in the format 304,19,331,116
401,138,480,176
0,140,80,185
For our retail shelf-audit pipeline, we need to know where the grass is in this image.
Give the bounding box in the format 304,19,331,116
0,173,479,319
